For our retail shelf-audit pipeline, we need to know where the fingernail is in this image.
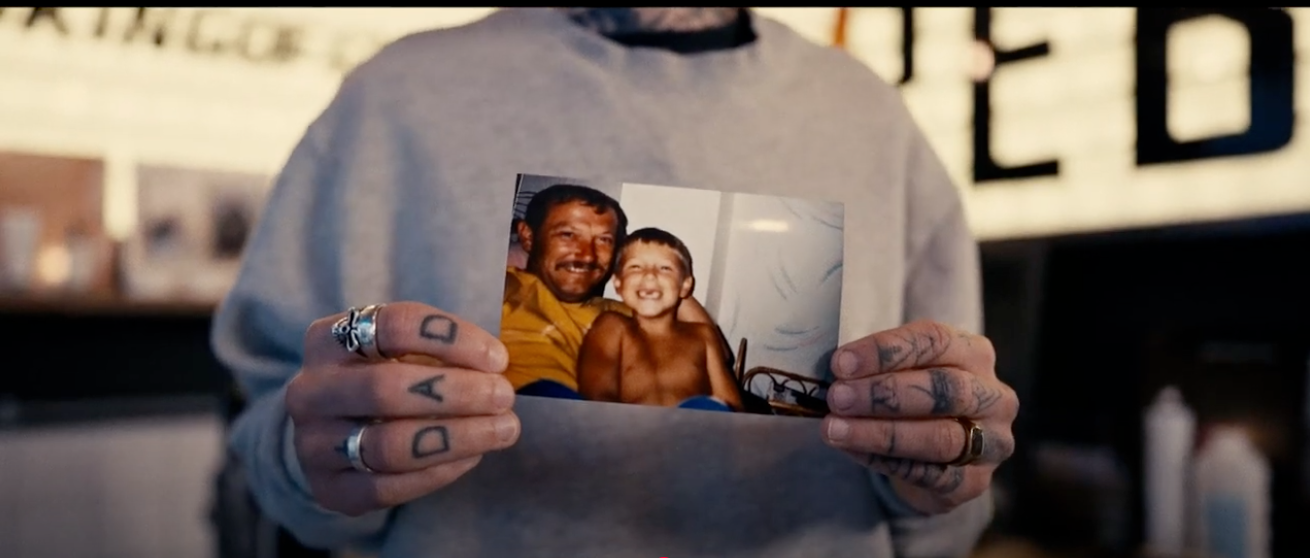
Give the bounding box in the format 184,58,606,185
830,383,856,410
492,380,515,410
488,343,509,372
836,350,859,377
493,414,520,444
827,418,851,442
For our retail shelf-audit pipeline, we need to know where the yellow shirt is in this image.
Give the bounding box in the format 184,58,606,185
501,266,631,391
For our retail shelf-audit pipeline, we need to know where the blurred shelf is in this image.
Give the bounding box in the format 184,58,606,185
0,394,224,430
0,293,216,318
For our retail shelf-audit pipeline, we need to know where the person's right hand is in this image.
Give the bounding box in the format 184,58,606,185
285,301,520,517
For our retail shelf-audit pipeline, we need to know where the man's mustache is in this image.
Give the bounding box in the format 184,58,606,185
554,260,604,272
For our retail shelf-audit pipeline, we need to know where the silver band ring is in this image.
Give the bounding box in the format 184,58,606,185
331,304,388,360
947,417,986,467
345,423,375,473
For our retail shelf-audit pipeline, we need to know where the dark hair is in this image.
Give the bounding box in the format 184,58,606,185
522,184,628,242
620,227,694,277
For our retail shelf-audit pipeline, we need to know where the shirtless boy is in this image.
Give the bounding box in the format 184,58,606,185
577,227,743,411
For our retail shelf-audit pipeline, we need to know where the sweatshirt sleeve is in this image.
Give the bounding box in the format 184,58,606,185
209,70,394,551
878,114,995,557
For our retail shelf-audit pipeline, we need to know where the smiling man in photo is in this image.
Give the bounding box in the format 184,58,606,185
504,183,729,399
500,183,633,395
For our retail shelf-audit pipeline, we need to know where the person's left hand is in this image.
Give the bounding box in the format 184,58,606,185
820,319,1019,515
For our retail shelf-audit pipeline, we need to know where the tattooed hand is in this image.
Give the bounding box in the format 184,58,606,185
820,320,1019,515
285,301,520,517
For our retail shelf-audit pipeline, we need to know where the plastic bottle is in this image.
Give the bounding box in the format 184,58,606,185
1192,426,1271,558
1143,386,1196,557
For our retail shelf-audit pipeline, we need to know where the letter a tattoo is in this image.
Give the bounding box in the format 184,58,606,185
409,375,446,403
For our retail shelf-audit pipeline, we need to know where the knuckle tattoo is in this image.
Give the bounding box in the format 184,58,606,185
938,467,967,495
928,321,952,347
330,434,349,460
868,375,901,413
967,376,1005,417
408,374,447,405
910,368,966,416
411,425,452,459
912,464,940,489
418,314,459,345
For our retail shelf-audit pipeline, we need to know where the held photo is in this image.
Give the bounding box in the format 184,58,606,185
500,173,845,418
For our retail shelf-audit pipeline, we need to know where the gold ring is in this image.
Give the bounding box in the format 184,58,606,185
947,417,985,467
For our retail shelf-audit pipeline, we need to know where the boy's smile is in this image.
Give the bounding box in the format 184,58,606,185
613,242,693,319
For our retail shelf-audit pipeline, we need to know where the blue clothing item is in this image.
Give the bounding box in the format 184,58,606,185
678,395,733,412
211,7,992,558
517,380,585,400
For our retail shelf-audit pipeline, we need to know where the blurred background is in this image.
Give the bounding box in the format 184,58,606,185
1,7,1307,558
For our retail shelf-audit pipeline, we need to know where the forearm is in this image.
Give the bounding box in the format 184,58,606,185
230,385,392,551
708,382,739,409
718,386,743,409
708,364,742,409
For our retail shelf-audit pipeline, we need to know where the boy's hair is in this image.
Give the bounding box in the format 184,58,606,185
619,227,693,277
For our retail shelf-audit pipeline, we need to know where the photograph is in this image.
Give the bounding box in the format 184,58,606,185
500,173,845,418
121,164,270,302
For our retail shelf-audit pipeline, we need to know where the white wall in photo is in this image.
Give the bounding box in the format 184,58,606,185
708,192,845,381
606,183,724,306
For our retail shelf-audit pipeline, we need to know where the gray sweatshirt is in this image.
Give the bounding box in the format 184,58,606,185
211,8,992,558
